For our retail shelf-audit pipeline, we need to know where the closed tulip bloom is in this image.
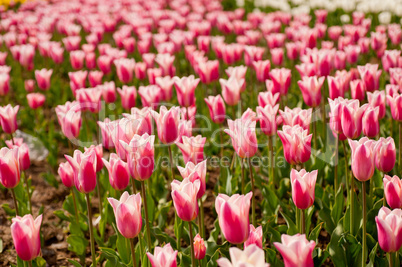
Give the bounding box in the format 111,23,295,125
0,73,10,96
328,98,347,138
70,50,85,69
194,234,206,260
225,117,258,158
176,135,206,164
35,68,52,91
11,214,42,261
55,101,82,139
278,125,312,165
375,207,402,253
341,100,367,139
84,144,103,172
367,90,386,119
257,104,279,136
76,88,102,113
362,106,380,138
151,106,181,144
279,107,312,132
383,175,402,209
217,245,269,267
108,192,142,239
69,71,87,95
358,63,382,92
204,95,226,124
374,137,396,173
26,93,46,109
97,118,117,150
215,192,252,244
174,75,200,107
226,65,247,81
271,47,284,66
156,76,175,101
244,225,263,249
24,79,35,93
348,137,376,182
257,91,280,108
0,104,19,134
350,79,366,101
147,68,163,84
117,85,137,110
220,76,244,106
198,60,219,84
6,138,30,171
138,85,162,108
327,76,347,100
98,81,116,104
270,68,291,95
177,160,207,199
290,169,318,210
298,76,324,108
147,243,178,267
171,178,200,221
65,149,97,193
274,234,315,267
253,60,271,82
387,93,402,121
85,52,96,69
125,133,155,181
114,58,135,83
0,147,20,189
134,62,147,80
97,55,113,74
58,162,74,188
155,53,175,77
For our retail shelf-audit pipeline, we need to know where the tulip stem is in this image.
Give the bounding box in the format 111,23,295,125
96,179,102,217
9,134,14,145
11,188,19,216
220,129,224,158
131,178,137,194
334,135,339,192
141,181,152,252
399,122,402,171
268,136,275,187
301,208,306,234
188,221,196,267
85,194,97,267
248,157,256,226
343,140,353,234
198,199,205,238
241,158,245,194
23,172,32,214
168,146,175,183
71,188,79,224
362,181,367,267
296,208,300,233
313,107,317,151
129,238,137,267
389,252,393,267
27,261,32,267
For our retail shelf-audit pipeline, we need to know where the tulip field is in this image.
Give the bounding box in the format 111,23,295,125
3,0,402,266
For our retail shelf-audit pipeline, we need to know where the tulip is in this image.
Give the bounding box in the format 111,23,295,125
298,76,324,108
174,75,200,107
26,93,46,109
76,88,102,113
151,106,181,145
328,98,347,140
274,234,315,267
367,90,386,119
349,137,375,182
68,70,87,95
85,52,96,69
375,207,402,255
253,60,271,82
194,234,206,260
55,101,82,140
271,47,284,65
270,68,291,96
147,68,163,84
257,91,280,108
383,175,402,209
35,68,52,91
134,62,147,80
374,137,396,173
176,135,206,164
11,214,42,262
341,100,367,139
0,147,20,189
177,160,207,199
5,138,30,171
279,107,312,132
244,225,263,249
97,55,113,74
65,149,97,194
0,104,19,134
327,75,347,100
97,118,117,150
124,133,155,181
117,85,137,110
358,63,382,92
257,104,279,137
198,60,219,84
362,106,380,138
138,85,162,108
296,63,316,78
155,53,176,77
215,192,252,244
147,243,178,267
220,76,244,106
58,161,74,188
278,125,312,165
217,245,269,267
70,50,85,69
205,95,226,124
226,65,247,81
0,73,10,96
387,93,402,121
291,169,317,210
225,117,257,159
350,79,366,102
171,178,200,221
114,58,135,83
24,79,35,93
156,76,175,101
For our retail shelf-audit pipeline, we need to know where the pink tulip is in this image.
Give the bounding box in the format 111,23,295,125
11,214,42,261
26,93,46,110
344,45,360,64
85,52,96,69
69,71,87,95
147,68,163,84
155,53,176,77
63,36,81,51
225,117,258,158
108,192,142,239
0,147,20,189
217,245,269,267
88,71,103,87
204,95,226,124
290,169,318,210
341,100,367,139
278,125,312,165
334,51,346,70
382,50,401,72
253,60,271,82
375,207,402,252
55,101,82,140
367,90,386,119
76,88,102,113
97,55,113,74
258,91,280,108
138,85,162,108
117,85,137,110
174,75,200,107
328,97,348,140
123,37,136,53
176,135,206,164
226,65,247,81
271,48,284,66
220,76,244,106
244,225,263,249
97,118,117,150
114,58,135,83
257,104,279,137
348,137,375,182
274,234,315,267
362,106,380,138
270,68,291,95
24,79,35,93
194,234,206,260
383,175,402,209
35,68,52,91
315,9,328,23
386,93,402,121
358,64,382,92
65,149,97,193
244,46,264,66
374,137,396,173
327,75,347,99
6,138,30,171
98,81,116,103
19,44,35,70
296,63,316,78
177,160,207,199
171,178,200,221
215,192,252,244
198,60,219,84
298,76,324,108
147,243,178,267
286,42,300,60
70,50,85,69
58,162,74,188
151,106,181,144
0,104,19,134
279,107,312,132
134,62,147,80
0,73,10,96
84,145,103,172
0,52,7,65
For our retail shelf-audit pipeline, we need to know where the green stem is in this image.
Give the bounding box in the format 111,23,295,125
399,122,402,171
343,140,353,234
313,107,317,151
189,221,196,267
27,261,32,267
11,188,19,216
96,177,102,216
131,178,137,194
198,199,205,238
24,172,32,214
351,173,355,236
168,146,175,183
296,208,300,233
176,213,181,250
362,181,367,267
9,133,14,145
71,188,79,224
301,209,306,234
220,128,224,158
141,181,152,252
86,194,97,267
334,135,339,192
129,238,137,267
241,158,245,194
268,136,275,186
248,157,255,226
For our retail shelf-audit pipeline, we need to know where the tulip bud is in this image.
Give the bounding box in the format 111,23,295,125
225,117,258,159
58,162,74,188
290,169,318,210
147,243,178,267
375,207,402,253
102,153,130,191
0,104,19,134
0,147,20,189
205,95,226,124
11,214,42,261
383,175,402,209
65,149,97,193
194,234,206,260
374,137,396,173
244,225,263,249
171,178,200,221
274,234,315,267
151,106,181,144
362,106,380,138
348,137,375,182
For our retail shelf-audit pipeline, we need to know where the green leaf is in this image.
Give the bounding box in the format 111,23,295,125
100,247,126,267
332,187,344,225
328,219,347,267
116,233,130,265
367,243,378,267
42,172,59,188
309,222,323,242
67,235,88,256
1,203,16,217
318,206,335,234
174,214,183,250
53,210,71,222
280,211,298,235
68,260,83,267
265,247,284,267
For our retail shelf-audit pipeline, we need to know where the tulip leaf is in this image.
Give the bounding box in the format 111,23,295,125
42,171,59,189
156,200,172,228
318,206,335,234
54,209,71,222
279,211,298,235
328,218,347,267
367,243,378,267
309,222,323,242
100,247,126,267
331,186,344,225
265,247,284,267
67,235,88,256
116,233,131,265
68,259,83,267
2,203,16,217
